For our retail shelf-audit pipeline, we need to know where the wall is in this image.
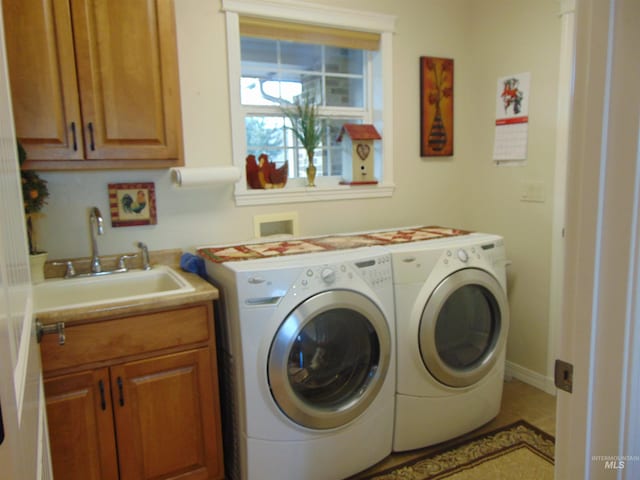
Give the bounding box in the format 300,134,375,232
35,0,560,379
462,0,561,380
39,0,472,259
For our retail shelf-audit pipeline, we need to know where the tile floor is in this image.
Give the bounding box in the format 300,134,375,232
349,379,556,478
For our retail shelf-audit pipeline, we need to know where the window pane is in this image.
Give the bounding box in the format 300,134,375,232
280,42,322,72
298,76,323,104
240,36,368,180
246,116,284,149
241,37,277,64
325,47,363,74
241,77,303,105
326,76,364,108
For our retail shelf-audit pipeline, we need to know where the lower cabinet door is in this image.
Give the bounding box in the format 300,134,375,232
111,348,224,480
44,368,119,480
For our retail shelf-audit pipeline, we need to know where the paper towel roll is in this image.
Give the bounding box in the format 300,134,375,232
170,166,241,187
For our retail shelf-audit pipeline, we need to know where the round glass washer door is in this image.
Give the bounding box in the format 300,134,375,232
268,289,391,430
419,268,509,388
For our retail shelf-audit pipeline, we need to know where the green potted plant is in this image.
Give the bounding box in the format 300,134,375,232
19,142,50,282
281,94,323,187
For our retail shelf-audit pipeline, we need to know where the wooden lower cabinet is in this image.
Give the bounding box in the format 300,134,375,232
41,303,224,480
44,368,119,480
114,349,221,480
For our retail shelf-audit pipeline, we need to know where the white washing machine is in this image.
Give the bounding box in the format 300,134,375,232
388,232,510,451
203,246,396,480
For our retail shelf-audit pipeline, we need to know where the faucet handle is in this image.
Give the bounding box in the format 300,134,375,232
52,261,76,279
137,242,151,270
117,254,137,270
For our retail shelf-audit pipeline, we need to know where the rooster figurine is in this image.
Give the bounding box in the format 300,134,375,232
246,154,288,189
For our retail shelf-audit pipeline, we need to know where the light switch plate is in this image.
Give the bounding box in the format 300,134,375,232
520,181,545,203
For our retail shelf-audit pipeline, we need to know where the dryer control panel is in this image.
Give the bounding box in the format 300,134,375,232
442,246,483,266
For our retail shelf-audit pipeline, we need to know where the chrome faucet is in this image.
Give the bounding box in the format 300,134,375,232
89,206,104,273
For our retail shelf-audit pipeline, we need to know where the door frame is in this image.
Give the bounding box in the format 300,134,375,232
556,0,640,477
0,4,51,478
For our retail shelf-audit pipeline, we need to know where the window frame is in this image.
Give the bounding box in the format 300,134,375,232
222,0,396,206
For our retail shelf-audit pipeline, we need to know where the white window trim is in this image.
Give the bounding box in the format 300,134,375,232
222,0,396,206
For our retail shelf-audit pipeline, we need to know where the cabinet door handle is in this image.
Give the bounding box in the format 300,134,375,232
71,122,78,151
117,377,125,406
98,380,106,410
88,122,95,151
0,399,5,445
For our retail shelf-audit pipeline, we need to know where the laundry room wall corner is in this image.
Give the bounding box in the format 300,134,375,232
461,0,561,387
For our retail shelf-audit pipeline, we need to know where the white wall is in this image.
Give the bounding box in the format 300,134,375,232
39,0,472,259
462,0,561,379
35,0,560,378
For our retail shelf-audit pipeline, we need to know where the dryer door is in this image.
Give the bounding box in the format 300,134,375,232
419,268,509,388
268,289,391,430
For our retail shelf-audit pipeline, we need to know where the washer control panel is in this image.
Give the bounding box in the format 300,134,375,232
296,253,392,291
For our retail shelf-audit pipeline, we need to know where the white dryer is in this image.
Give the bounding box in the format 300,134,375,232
203,247,396,480
388,233,510,451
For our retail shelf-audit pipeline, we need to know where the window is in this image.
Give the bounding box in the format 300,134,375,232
223,0,396,205
242,36,369,179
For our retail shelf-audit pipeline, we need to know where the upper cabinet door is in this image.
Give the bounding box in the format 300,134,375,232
3,0,84,161
70,0,183,163
2,0,183,169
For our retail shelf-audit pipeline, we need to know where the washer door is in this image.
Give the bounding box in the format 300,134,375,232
419,268,508,388
268,289,391,430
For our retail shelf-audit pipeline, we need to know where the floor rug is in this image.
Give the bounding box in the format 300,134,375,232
360,420,554,480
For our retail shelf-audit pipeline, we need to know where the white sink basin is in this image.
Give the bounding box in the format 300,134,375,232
34,265,195,313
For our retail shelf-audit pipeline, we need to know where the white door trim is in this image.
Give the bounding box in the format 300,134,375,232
556,0,640,478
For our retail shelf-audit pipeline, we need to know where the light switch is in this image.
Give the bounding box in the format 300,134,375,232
520,181,545,203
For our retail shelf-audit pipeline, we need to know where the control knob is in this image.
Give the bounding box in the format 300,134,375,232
457,249,469,263
321,268,336,284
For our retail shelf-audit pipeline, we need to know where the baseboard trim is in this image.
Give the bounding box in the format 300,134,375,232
505,361,557,395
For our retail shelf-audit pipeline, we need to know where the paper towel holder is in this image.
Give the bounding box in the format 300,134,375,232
170,166,241,188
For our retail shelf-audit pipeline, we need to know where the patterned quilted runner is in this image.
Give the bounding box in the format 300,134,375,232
198,226,470,263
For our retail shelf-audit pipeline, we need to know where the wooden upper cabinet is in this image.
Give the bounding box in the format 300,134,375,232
3,0,83,161
71,0,182,163
3,0,184,169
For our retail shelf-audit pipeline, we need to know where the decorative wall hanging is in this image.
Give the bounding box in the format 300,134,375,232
108,182,157,227
420,56,454,156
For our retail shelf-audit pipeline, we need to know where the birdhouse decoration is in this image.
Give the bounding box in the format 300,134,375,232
337,124,381,185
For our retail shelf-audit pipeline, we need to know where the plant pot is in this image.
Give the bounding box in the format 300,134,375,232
29,252,48,284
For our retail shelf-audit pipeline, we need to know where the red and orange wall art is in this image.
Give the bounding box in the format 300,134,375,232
420,56,454,156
